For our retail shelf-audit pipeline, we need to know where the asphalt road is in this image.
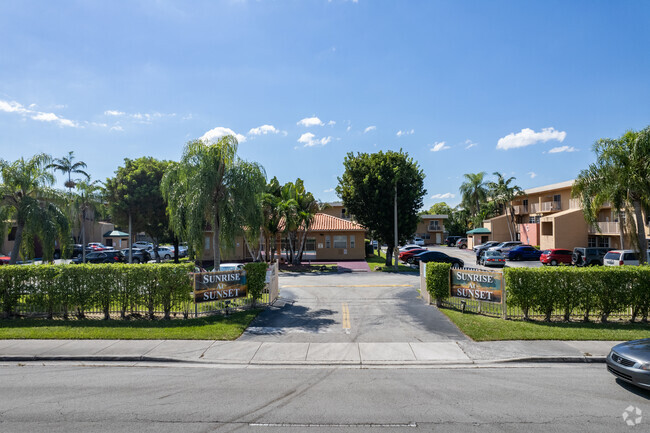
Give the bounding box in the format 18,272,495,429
0,363,647,432
424,245,544,270
239,272,466,343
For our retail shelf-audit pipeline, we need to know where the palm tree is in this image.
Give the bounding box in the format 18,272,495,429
0,154,70,264
161,136,266,270
72,179,104,263
48,151,90,193
488,172,522,241
573,127,650,263
459,172,488,219
261,177,283,262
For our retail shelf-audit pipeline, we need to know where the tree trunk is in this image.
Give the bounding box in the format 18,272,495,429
173,237,179,263
385,246,393,267
296,228,309,263
213,212,220,271
243,236,255,261
618,210,625,250
632,200,647,264
8,222,25,265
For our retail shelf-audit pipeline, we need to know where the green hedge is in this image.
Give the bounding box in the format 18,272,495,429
244,262,268,307
504,266,650,322
0,263,194,320
426,262,451,306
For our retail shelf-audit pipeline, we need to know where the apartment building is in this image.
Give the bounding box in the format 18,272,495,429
481,180,650,251
320,202,352,220
414,215,448,245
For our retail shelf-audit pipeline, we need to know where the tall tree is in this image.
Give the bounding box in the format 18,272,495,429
337,150,426,266
573,127,650,262
488,172,522,241
72,179,105,262
459,172,488,219
261,177,283,263
105,157,172,261
47,151,90,194
420,202,452,216
161,136,266,270
0,154,70,264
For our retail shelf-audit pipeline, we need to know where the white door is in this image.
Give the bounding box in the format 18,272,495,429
435,233,441,244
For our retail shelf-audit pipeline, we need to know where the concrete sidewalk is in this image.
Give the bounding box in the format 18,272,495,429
0,339,620,366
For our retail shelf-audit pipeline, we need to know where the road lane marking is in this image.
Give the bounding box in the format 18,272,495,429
342,302,351,333
282,284,414,288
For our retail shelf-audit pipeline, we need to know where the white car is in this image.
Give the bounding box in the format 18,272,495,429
399,244,423,252
603,249,650,266
412,237,425,246
488,241,522,253
155,246,174,260
132,241,152,249
219,263,245,271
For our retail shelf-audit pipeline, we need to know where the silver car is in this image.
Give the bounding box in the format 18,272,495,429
607,339,650,390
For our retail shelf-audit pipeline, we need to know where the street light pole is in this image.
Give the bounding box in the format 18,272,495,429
394,184,398,269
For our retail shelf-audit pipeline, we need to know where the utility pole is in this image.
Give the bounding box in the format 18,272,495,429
394,184,398,269
128,211,133,264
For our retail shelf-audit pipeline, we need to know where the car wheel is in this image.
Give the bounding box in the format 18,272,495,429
133,258,140,264
551,260,558,266
164,254,171,260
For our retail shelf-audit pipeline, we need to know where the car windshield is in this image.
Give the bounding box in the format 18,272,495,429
604,252,620,260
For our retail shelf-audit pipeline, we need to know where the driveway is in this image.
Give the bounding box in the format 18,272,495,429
239,272,467,343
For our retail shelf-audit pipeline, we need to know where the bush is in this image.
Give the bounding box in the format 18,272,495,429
426,262,451,307
0,263,193,319
505,266,650,322
244,262,268,307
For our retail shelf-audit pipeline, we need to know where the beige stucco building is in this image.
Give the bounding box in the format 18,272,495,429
480,180,650,251
413,215,448,245
202,213,367,263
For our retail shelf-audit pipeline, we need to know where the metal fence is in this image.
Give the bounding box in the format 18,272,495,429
421,262,636,321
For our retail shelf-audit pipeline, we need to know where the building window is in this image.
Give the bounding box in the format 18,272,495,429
541,221,553,236
205,236,210,250
333,235,347,249
341,208,347,219
553,194,562,210
599,237,610,248
528,216,540,224
105,239,113,247
350,235,355,249
588,236,597,247
325,235,330,248
305,238,316,251
428,221,440,231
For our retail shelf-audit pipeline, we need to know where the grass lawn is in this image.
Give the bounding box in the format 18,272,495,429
366,252,416,272
279,263,338,273
441,308,650,342
0,309,261,340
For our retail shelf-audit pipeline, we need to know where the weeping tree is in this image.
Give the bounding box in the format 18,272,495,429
161,136,266,270
0,153,70,264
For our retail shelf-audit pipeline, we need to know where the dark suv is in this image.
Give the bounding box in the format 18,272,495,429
572,247,613,267
445,236,461,247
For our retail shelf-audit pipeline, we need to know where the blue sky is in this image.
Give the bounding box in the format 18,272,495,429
1,0,649,209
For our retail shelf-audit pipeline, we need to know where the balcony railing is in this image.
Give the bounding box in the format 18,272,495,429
588,222,621,234
569,198,581,209
427,224,444,232
541,201,562,212
529,203,540,213
513,205,528,215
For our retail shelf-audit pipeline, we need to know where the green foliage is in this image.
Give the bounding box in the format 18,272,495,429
336,150,426,266
244,262,268,305
0,264,193,320
104,157,173,249
504,266,650,323
161,137,266,269
420,202,452,216
425,262,451,303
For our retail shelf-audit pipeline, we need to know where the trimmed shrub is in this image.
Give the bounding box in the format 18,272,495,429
244,262,268,307
426,262,451,307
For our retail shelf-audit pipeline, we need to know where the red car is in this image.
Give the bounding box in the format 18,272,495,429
540,249,573,266
399,248,427,263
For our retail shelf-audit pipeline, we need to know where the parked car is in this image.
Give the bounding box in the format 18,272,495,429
399,245,423,252
607,339,650,390
488,241,522,253
456,238,468,249
132,241,153,249
411,237,425,246
156,246,175,260
507,245,542,261
540,249,573,266
412,251,464,268
479,250,506,268
87,242,108,251
572,247,613,267
603,249,650,266
121,248,152,264
72,250,124,264
473,241,500,253
445,236,461,247
219,263,245,271
399,248,427,263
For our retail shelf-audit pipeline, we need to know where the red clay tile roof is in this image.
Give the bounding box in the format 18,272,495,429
308,213,366,232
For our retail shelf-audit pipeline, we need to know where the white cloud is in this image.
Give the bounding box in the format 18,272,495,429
327,120,336,126
297,116,324,127
465,139,478,149
548,145,577,153
298,132,332,147
396,129,415,137
0,99,78,127
364,126,376,134
104,110,174,123
200,126,246,144
104,110,125,116
431,193,455,199
430,141,450,152
248,124,282,135
323,188,334,193
497,127,566,150
110,125,124,132
528,171,537,179
346,125,351,132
